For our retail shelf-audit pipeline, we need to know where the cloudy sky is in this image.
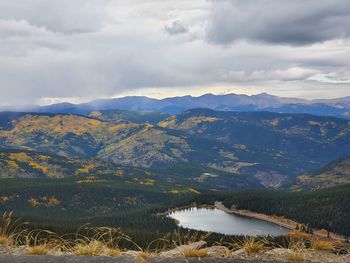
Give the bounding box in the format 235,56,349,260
0,0,350,106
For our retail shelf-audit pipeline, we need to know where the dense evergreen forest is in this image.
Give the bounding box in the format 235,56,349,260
222,184,350,237
0,178,209,248
1,177,350,246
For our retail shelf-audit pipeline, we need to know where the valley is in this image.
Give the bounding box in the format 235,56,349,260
1,107,350,261
1,109,350,188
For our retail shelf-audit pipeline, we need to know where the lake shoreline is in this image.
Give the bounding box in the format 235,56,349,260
214,202,296,230
214,201,346,241
166,205,289,236
157,203,215,217
160,201,346,241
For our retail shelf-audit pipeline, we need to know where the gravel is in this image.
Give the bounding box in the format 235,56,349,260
0,255,293,263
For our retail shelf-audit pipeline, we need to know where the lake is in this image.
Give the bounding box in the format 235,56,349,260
168,207,289,236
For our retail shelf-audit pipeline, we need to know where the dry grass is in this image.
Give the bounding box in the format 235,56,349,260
25,244,49,255
312,240,334,251
23,229,57,254
288,240,306,250
104,247,121,257
136,251,149,263
0,211,349,262
69,225,143,257
222,247,232,258
181,248,208,258
73,240,105,256
286,251,305,261
0,212,27,246
242,237,265,254
23,226,126,257
286,240,306,262
0,235,13,246
71,225,138,256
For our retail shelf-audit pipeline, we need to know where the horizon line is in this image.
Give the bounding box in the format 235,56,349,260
1,91,350,108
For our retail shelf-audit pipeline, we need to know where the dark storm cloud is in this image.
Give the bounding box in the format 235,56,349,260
207,0,350,45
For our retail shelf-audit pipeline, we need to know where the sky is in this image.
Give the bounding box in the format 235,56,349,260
0,0,350,106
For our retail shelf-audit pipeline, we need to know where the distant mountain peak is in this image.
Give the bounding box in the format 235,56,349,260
254,92,277,98
2,92,350,119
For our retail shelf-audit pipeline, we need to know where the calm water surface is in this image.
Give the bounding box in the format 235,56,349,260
169,208,288,236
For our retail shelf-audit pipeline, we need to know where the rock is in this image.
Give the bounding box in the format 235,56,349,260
47,249,73,256
122,250,142,257
265,248,290,255
159,241,206,258
0,245,25,256
204,246,230,257
232,248,245,256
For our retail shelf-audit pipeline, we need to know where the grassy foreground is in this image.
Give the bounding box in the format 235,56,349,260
0,212,349,263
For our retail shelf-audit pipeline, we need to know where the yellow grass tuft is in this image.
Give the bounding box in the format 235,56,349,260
73,240,105,256
0,235,13,246
104,247,121,257
181,248,208,258
286,240,306,262
25,245,49,255
242,238,265,254
286,251,305,261
71,226,137,256
312,240,334,251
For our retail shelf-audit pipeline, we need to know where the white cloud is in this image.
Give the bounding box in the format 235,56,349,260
218,67,319,82
0,0,108,33
309,72,350,84
0,0,349,105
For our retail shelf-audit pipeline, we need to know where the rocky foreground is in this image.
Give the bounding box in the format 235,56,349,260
0,255,312,263
1,241,349,263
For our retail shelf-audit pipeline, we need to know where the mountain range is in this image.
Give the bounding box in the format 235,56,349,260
1,99,350,240
3,93,350,119
1,109,350,189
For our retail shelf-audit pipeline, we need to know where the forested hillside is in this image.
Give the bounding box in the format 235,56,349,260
160,109,350,186
1,110,350,188
89,109,170,124
0,178,194,246
0,149,259,191
222,185,350,237
294,156,350,190
1,109,350,243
